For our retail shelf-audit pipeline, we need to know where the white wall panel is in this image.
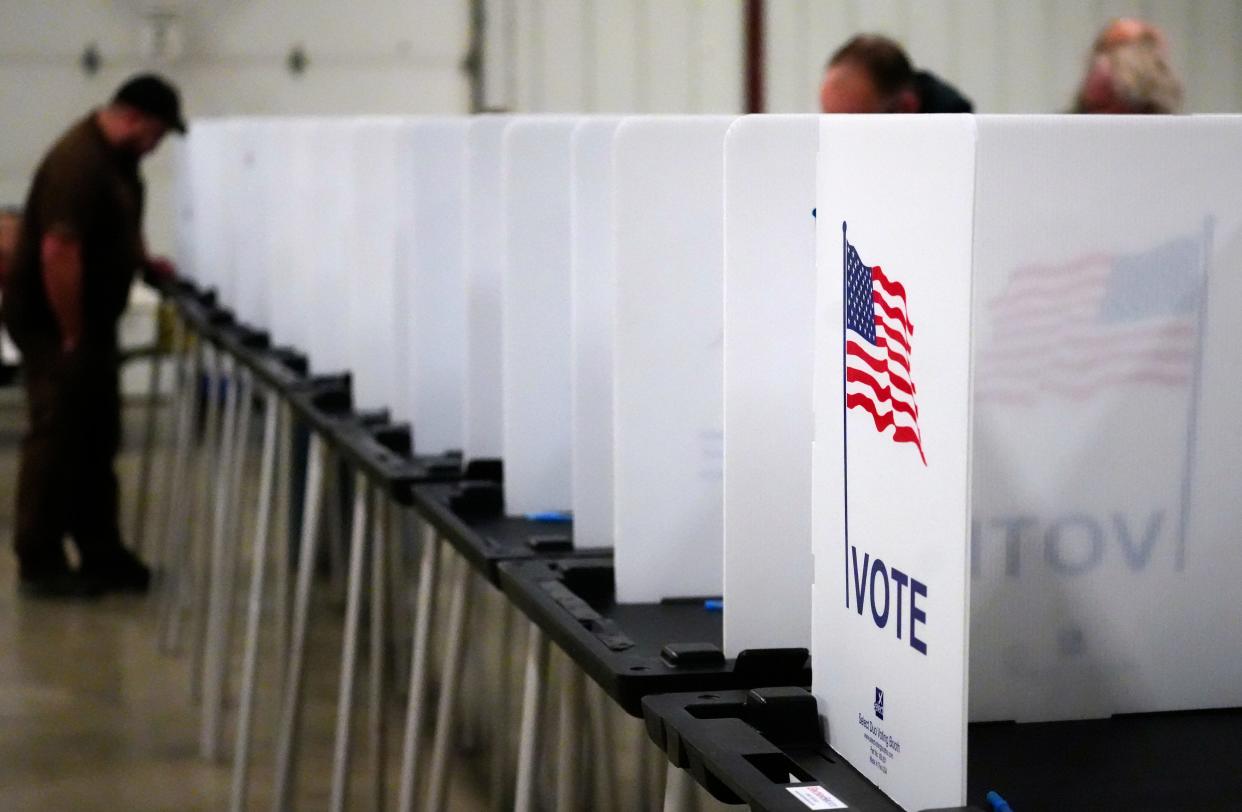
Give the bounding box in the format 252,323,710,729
538,1,588,111
1045,0,1095,112
0,0,468,258
513,0,542,111
853,0,907,43
906,1,956,100
486,0,744,113
697,0,745,112
591,0,642,111
643,0,696,113
954,0,1003,113
1186,0,1239,113
764,1,808,113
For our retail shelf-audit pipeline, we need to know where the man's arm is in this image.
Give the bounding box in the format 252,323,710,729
41,230,84,353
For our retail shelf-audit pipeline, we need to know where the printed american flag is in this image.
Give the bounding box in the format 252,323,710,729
844,231,926,464
975,235,1204,405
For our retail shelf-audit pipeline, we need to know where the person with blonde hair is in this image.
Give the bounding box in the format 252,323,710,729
1074,18,1183,114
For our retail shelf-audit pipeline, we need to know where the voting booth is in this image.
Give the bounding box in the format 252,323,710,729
613,115,735,602
463,115,511,465
268,119,317,354
345,117,405,414
722,115,818,656
182,119,234,303
812,115,1242,810
163,110,1242,812
501,117,579,516
569,117,623,548
399,117,469,456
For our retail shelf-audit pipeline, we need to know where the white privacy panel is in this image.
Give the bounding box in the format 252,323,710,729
269,118,317,353
463,115,513,462
306,119,355,375
346,118,404,413
179,123,208,286
613,115,736,603
721,115,817,656
813,115,978,812
230,119,275,332
968,116,1242,724
186,119,238,305
570,116,623,549
400,117,470,455
501,116,579,515
171,138,195,284
812,115,1242,812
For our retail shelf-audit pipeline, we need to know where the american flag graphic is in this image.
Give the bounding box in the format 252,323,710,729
975,235,1205,405
844,227,926,465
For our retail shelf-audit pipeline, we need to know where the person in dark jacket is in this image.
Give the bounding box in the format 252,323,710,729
819,34,973,114
2,74,184,598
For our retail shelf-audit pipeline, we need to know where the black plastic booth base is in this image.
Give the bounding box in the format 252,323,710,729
284,374,463,498
643,688,1242,811
968,707,1242,811
496,556,809,717
642,689,979,811
410,481,607,585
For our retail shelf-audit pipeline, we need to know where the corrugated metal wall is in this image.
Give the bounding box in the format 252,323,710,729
484,0,1242,115
481,0,743,113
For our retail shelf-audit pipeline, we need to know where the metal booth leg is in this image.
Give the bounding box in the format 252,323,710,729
227,385,282,810
424,552,474,812
396,520,442,812
271,433,328,811
514,621,551,812
329,472,372,812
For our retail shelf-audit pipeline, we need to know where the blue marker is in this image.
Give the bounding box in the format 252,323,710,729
986,791,1013,812
526,511,572,523
704,599,723,612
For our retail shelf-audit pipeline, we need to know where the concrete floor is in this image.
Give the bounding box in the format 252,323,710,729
0,386,712,811
0,390,500,810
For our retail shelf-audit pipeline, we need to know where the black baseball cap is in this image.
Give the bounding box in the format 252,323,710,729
113,73,187,134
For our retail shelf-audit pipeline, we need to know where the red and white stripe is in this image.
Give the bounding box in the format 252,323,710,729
975,257,1195,405
846,264,926,464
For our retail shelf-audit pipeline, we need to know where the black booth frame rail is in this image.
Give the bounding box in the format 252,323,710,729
497,556,810,717
410,482,603,585
643,688,1242,810
642,689,979,812
164,279,464,497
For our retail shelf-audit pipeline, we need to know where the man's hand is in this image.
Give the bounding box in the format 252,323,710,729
145,255,177,283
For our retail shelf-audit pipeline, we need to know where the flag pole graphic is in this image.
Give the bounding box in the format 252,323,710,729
1177,215,1214,571
842,221,850,608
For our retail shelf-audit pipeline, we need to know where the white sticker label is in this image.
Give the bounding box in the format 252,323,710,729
787,784,848,809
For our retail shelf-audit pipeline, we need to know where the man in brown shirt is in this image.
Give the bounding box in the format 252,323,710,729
2,74,185,598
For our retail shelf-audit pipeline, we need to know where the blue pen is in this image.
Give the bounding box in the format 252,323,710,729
986,791,1013,812
704,599,723,612
526,511,572,523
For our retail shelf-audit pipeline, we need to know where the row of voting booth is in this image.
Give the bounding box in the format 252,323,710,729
143,112,1242,811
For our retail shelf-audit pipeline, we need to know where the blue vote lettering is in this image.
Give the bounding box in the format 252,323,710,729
848,545,928,656
972,511,1167,577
